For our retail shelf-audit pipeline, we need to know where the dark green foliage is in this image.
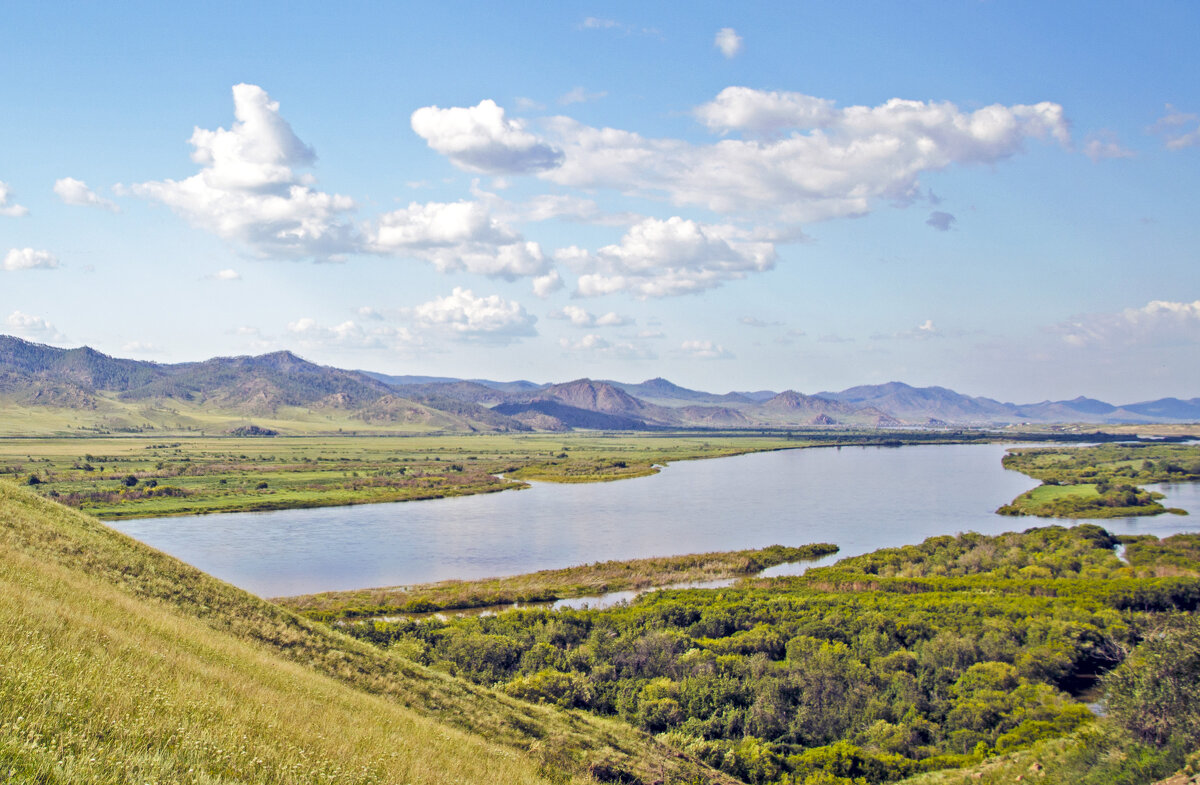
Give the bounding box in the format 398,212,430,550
1104,616,1200,747
337,525,1200,784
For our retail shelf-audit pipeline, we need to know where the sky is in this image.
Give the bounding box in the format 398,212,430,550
1,1,1198,403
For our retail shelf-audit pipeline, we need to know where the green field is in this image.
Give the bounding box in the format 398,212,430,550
0,430,1006,520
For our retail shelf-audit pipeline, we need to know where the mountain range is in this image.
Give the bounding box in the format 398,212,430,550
1,334,1197,435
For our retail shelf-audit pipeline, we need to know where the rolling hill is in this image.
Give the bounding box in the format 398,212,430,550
1,335,1196,433
0,479,734,784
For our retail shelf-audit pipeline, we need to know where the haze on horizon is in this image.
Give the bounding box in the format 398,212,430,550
1,1,1197,404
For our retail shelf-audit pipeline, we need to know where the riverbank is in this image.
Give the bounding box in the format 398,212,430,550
278,543,839,619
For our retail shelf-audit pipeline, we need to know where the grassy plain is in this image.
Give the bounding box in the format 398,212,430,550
281,543,840,618
0,479,735,784
0,430,998,520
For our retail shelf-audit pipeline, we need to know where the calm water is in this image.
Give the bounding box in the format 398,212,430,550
109,444,1200,597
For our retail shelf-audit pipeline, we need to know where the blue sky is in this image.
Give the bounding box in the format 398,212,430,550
2,1,1197,402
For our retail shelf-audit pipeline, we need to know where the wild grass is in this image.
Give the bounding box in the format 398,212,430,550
0,432,813,519
280,543,840,618
0,480,737,784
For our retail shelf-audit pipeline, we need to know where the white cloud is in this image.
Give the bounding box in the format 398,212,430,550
566,216,776,298
132,83,357,259
53,177,118,211
925,211,956,231
287,317,417,350
411,287,537,342
367,200,548,278
532,269,564,298
6,311,66,342
548,305,631,327
559,333,654,359
3,248,59,271
0,182,29,217
1051,300,1200,348
1082,131,1135,162
680,339,732,359
714,28,743,59
1150,104,1200,151
212,268,241,281
542,90,1069,222
695,87,836,135
411,99,563,174
559,86,606,106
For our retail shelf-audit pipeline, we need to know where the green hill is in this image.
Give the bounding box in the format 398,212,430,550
0,481,735,784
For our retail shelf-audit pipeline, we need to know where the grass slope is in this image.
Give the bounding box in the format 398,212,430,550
0,481,737,785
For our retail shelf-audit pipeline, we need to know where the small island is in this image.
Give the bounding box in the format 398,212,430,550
998,443,1199,518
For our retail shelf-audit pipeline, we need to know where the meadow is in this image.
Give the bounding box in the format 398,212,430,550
0,429,1000,520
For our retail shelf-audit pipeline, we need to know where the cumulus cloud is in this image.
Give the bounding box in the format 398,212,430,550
542,90,1069,222
411,99,563,174
1082,131,1135,162
3,248,59,271
132,84,357,259
714,28,743,59
54,177,119,211
680,339,733,359
212,268,241,281
1150,104,1200,151
6,311,66,342
367,199,548,278
1051,300,1200,348
548,305,631,327
925,211,956,231
532,269,564,298
564,216,776,298
0,182,29,217
695,87,836,135
411,287,537,342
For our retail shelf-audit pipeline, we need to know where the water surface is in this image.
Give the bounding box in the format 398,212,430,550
110,444,1200,597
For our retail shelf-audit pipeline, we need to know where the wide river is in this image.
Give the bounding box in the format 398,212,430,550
110,443,1200,598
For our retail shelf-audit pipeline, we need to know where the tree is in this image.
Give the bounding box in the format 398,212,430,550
1104,617,1200,746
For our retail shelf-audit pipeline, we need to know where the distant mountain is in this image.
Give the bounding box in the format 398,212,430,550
0,337,525,434
1,335,1195,433
515,379,675,425
607,377,755,407
732,390,781,403
494,400,652,431
1122,397,1200,420
817,382,1018,423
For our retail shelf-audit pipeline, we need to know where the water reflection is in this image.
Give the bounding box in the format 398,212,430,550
110,444,1200,597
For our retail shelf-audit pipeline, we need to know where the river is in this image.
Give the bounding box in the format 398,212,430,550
109,443,1200,597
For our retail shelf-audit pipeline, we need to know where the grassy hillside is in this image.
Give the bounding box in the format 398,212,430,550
0,481,737,784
